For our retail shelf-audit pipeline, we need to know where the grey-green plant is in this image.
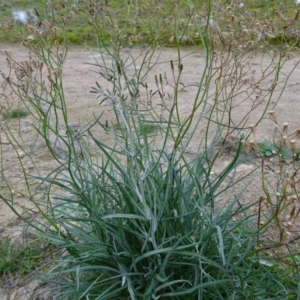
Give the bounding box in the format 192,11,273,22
1,0,300,299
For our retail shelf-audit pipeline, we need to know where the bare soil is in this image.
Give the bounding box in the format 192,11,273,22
0,44,300,299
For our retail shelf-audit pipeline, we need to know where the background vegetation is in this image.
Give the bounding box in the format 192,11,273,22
1,0,300,45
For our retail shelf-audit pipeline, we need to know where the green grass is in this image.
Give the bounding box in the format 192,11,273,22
0,236,49,276
1,108,29,120
1,0,299,45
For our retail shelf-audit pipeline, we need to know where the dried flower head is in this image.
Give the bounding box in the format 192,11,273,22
249,139,257,152
290,139,296,152
241,139,249,152
268,110,277,123
250,124,256,140
282,122,289,135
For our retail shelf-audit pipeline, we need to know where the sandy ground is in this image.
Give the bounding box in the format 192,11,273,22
0,44,300,298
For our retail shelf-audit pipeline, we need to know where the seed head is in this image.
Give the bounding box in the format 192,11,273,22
250,124,256,140
282,122,289,134
12,9,28,25
249,139,257,152
268,110,277,123
290,139,296,152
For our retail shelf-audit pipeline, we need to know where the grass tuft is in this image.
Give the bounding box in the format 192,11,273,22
0,236,48,276
2,108,29,120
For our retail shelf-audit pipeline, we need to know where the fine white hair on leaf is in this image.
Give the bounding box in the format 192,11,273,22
12,9,28,25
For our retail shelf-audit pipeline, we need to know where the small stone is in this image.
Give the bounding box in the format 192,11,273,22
17,151,25,158
27,141,42,149
9,280,41,300
27,35,34,41
0,288,8,300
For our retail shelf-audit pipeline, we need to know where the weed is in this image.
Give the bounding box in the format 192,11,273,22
254,117,300,247
0,236,47,276
257,139,279,158
1,108,29,120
